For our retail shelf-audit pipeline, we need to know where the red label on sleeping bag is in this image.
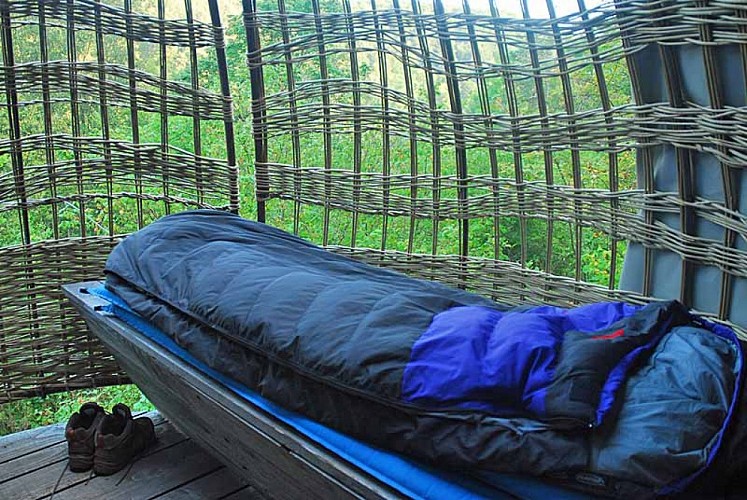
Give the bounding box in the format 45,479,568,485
591,328,625,340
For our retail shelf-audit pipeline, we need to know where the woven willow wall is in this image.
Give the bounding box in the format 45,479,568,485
244,0,747,336
0,0,237,402
2,0,746,403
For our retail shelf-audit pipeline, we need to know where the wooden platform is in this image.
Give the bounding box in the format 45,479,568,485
0,411,260,500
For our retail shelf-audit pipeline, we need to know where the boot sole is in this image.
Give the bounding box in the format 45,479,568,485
93,458,127,476
68,452,94,473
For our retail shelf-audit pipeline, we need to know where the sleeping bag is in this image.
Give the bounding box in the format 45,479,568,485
104,210,746,498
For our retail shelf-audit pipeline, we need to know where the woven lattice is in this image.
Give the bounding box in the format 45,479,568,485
3,0,747,403
0,0,237,402
244,0,747,336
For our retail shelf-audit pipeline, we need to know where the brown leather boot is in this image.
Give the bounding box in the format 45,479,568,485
93,403,156,476
65,402,106,472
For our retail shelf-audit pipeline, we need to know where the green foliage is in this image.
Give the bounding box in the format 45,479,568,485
0,385,154,436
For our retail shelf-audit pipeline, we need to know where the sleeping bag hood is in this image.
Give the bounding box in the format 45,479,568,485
104,210,746,498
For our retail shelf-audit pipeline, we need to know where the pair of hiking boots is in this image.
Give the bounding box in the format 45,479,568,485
64,402,156,475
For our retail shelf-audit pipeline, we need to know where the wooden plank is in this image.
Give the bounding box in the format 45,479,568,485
63,282,400,500
0,416,185,499
0,441,68,486
220,484,266,500
47,439,230,500
0,423,70,464
154,466,254,500
0,412,165,484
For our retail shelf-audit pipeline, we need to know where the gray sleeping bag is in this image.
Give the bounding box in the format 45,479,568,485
105,210,746,498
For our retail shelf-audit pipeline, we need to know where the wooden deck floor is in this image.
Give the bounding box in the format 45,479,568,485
0,411,261,499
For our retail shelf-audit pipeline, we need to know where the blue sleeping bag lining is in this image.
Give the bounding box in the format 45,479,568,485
89,286,590,500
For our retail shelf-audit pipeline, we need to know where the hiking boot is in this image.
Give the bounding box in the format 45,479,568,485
65,402,106,472
93,403,156,476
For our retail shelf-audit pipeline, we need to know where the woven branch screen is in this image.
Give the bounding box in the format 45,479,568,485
2,0,746,404
0,0,237,402
244,0,747,337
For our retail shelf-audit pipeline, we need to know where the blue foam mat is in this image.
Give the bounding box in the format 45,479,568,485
90,286,590,500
